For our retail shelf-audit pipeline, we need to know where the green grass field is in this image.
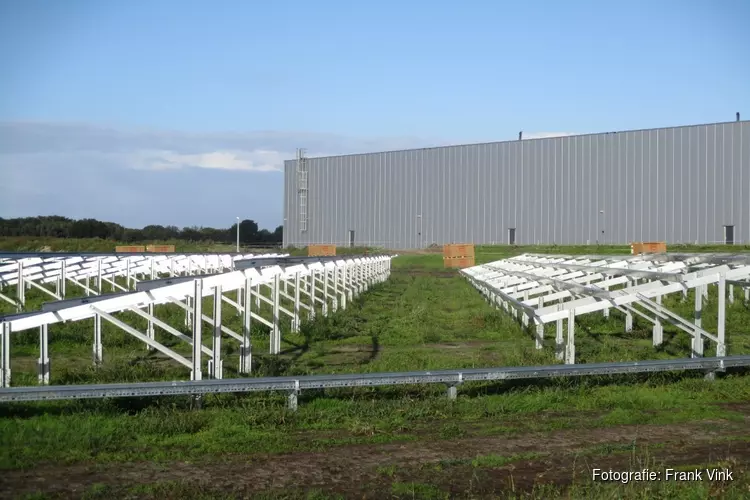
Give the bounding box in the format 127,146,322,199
1,240,750,499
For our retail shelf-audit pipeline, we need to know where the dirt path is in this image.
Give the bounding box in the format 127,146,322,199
3,420,749,499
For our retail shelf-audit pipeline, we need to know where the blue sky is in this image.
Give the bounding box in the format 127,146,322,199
1,0,749,230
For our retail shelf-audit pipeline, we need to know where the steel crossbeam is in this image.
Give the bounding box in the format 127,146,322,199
0,255,395,388
462,253,750,366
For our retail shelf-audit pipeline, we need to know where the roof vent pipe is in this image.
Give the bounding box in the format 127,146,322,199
518,131,523,140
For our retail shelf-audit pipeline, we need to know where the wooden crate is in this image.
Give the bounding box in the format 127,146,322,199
444,256,476,269
631,242,667,255
115,245,146,253
146,244,176,253
443,244,475,268
443,244,475,259
308,244,336,257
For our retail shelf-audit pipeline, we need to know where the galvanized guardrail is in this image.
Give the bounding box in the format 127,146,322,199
0,355,747,409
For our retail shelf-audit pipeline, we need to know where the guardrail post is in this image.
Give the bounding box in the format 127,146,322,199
38,324,50,385
566,309,576,365
93,313,103,366
208,285,223,380
288,380,300,411
191,279,203,381
653,295,664,346
1,322,11,387
447,373,462,400
447,385,457,400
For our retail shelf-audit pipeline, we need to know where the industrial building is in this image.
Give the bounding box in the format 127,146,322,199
283,119,749,249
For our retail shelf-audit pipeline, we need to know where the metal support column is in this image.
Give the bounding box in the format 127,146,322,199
653,295,663,346
209,285,223,379
535,297,544,349
185,295,192,328
146,303,155,350
693,286,703,358
717,274,726,357
332,267,339,312
272,273,281,354
308,270,316,321
38,324,50,385
566,309,576,365
17,261,25,310
239,275,252,374
1,322,10,387
97,259,103,294
340,265,348,310
93,313,103,366
191,279,203,381
293,272,301,332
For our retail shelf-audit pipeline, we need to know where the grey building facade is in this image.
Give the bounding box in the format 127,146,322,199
283,120,750,249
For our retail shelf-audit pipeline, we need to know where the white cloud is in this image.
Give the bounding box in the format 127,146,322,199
522,132,578,139
131,149,288,172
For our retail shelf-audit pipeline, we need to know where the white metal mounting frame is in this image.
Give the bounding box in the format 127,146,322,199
461,253,750,365
0,255,395,388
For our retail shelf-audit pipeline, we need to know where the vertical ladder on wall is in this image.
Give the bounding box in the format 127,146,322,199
297,148,308,232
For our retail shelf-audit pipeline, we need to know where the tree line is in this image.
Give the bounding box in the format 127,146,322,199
0,216,283,245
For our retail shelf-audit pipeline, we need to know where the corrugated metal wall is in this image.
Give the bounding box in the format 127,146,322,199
283,120,750,249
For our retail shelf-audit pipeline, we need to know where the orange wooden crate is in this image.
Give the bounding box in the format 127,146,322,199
308,244,336,257
443,244,475,259
444,256,476,269
115,245,146,253
146,244,176,253
631,242,666,255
